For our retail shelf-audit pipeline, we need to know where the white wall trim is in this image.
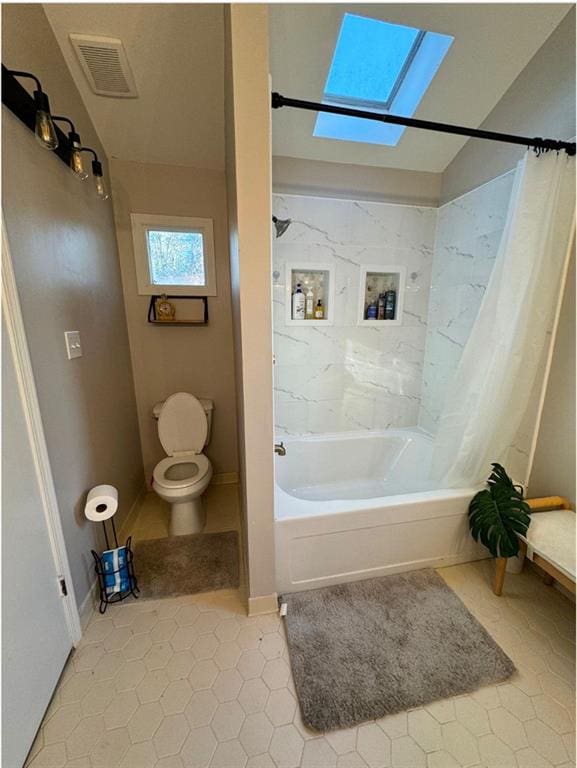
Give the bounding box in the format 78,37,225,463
247,593,278,616
2,223,82,646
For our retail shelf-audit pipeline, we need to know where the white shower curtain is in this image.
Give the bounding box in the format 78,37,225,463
431,150,575,488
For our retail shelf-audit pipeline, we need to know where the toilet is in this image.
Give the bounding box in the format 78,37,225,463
152,392,214,536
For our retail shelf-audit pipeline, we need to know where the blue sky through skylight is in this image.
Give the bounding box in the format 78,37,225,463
314,14,454,147
325,15,420,104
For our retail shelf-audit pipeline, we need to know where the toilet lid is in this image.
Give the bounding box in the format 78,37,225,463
158,392,208,456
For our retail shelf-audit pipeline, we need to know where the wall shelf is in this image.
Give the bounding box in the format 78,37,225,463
147,295,208,326
358,265,406,326
285,263,335,326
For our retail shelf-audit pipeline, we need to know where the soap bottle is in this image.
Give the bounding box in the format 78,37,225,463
292,283,305,320
314,298,324,319
384,283,397,320
305,286,314,319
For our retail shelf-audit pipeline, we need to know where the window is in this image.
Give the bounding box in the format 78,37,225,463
131,214,216,296
314,14,454,147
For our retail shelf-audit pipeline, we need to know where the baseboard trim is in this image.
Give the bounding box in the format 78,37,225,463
211,472,239,486
118,483,147,542
79,578,99,631
248,593,278,616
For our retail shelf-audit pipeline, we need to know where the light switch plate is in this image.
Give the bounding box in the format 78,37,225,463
64,330,82,360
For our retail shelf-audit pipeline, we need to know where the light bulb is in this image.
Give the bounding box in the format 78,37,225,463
70,145,88,180
94,173,109,200
34,91,58,150
35,109,59,150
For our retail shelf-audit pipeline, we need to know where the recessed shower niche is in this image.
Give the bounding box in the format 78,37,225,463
285,263,335,326
358,265,406,326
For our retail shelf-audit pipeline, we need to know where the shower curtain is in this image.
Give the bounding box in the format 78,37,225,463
431,150,576,488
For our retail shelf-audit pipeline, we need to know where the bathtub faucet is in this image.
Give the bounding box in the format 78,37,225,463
274,442,286,456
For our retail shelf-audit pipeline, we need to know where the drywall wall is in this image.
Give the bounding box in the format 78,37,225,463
225,4,276,608
440,9,576,504
529,254,576,506
110,159,238,482
2,4,143,608
273,156,441,206
441,8,575,203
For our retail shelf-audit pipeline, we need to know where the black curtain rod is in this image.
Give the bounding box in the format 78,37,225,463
271,92,576,157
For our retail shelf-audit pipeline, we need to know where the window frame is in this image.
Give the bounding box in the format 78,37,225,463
130,213,217,296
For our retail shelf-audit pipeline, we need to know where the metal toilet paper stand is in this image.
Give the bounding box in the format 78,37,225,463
90,517,139,614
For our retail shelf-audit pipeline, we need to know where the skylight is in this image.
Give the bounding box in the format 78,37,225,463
314,14,454,147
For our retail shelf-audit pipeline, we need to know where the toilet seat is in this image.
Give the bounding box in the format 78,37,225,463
153,453,211,490
158,392,208,456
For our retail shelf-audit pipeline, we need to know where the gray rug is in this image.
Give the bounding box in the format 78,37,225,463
282,569,515,731
134,531,239,599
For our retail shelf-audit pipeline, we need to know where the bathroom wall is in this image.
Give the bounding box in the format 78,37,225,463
529,254,576,504
272,194,437,436
419,171,515,434
273,156,441,207
224,4,276,609
2,4,143,609
440,7,575,203
111,159,239,482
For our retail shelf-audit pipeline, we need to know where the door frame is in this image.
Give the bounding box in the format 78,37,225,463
2,222,82,646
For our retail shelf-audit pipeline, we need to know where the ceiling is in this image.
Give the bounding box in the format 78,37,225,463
269,3,572,172
44,4,571,174
44,4,226,170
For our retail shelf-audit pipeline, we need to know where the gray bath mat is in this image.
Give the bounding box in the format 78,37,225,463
134,531,239,599
282,569,515,731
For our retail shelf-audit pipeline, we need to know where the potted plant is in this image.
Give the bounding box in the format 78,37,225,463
468,463,531,581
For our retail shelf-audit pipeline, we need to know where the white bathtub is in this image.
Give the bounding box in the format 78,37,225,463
274,429,488,593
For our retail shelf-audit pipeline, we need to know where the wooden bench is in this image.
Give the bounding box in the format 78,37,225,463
494,496,576,596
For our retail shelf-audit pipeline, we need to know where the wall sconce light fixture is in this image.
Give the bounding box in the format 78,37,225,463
2,64,111,201
81,148,109,201
7,69,59,150
53,116,89,180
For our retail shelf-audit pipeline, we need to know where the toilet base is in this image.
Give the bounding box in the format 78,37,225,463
169,497,206,536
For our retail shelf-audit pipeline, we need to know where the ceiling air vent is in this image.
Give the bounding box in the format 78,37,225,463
69,34,137,98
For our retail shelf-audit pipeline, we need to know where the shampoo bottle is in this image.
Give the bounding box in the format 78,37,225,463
384,284,397,320
292,283,305,320
314,299,324,319
305,286,314,319
377,293,386,320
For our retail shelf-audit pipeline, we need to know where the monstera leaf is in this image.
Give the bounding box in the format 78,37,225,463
468,463,531,558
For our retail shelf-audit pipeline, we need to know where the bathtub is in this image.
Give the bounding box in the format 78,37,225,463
274,428,488,593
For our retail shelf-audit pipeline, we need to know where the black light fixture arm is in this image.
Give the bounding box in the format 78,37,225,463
7,69,42,92
52,115,76,133
271,92,576,157
80,147,98,162
81,146,104,177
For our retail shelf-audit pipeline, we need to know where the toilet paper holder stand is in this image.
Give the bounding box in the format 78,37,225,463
90,517,139,614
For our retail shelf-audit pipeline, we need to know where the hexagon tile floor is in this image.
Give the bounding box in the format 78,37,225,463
26,560,575,768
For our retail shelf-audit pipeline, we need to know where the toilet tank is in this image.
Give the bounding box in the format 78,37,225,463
152,397,214,446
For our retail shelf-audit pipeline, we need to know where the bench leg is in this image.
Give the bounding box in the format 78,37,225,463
494,557,507,596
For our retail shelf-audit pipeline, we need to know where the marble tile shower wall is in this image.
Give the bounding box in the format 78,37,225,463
418,172,516,436
272,194,437,435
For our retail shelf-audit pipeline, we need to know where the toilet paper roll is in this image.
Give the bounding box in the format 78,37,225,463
84,484,118,522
